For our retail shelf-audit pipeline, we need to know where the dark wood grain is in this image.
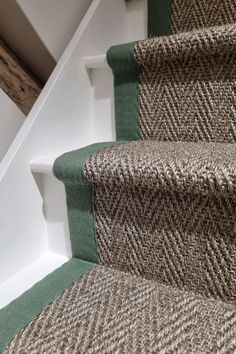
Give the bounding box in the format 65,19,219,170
0,40,43,116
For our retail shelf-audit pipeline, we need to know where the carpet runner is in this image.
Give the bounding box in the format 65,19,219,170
1,0,236,353
108,24,236,141
148,0,236,37
83,141,236,303
5,266,236,353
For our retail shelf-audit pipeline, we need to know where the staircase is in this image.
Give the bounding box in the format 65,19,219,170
0,0,236,352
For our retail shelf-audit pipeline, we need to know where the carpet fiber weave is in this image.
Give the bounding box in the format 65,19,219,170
5,266,236,354
85,141,236,302
171,0,236,34
134,24,236,142
85,141,236,198
4,2,236,353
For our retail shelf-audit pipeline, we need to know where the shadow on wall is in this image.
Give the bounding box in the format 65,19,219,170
0,89,25,161
0,0,94,83
0,0,56,83
33,171,72,258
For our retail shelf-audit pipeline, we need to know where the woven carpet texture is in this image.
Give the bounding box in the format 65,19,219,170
3,0,236,353
5,266,236,354
134,24,236,141
85,141,236,303
171,0,236,34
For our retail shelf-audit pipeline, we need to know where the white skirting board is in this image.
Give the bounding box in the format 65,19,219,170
0,252,68,309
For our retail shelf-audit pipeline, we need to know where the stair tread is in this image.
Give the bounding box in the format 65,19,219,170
5,265,236,353
84,54,107,69
149,0,236,37
137,24,236,66
30,155,60,174
85,141,236,198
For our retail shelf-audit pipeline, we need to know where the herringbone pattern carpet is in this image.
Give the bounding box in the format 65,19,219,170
85,142,236,302
5,2,236,353
134,24,236,142
171,0,236,33
5,266,236,354
85,141,236,198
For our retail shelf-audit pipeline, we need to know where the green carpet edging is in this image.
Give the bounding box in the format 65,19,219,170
107,43,139,141
53,141,126,262
148,0,172,37
53,142,123,186
65,183,99,262
0,258,95,353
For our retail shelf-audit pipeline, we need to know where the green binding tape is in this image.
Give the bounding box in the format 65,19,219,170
0,259,95,353
148,0,172,37
107,42,139,141
53,141,126,262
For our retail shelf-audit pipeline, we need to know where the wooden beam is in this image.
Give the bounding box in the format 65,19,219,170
0,40,42,116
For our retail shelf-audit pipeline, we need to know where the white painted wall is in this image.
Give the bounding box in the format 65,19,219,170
0,89,25,161
17,0,93,61
0,0,56,83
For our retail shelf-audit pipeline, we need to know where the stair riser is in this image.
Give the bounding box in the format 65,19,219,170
109,25,236,142
136,47,236,142
94,185,236,302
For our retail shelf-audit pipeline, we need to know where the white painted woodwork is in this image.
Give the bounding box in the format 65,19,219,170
0,89,25,161
0,0,147,308
84,54,107,69
0,252,68,309
30,155,57,175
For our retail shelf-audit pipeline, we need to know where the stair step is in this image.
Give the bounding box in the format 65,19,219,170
68,141,236,303
148,0,236,37
85,141,236,198
109,24,236,142
4,264,236,353
137,25,235,65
